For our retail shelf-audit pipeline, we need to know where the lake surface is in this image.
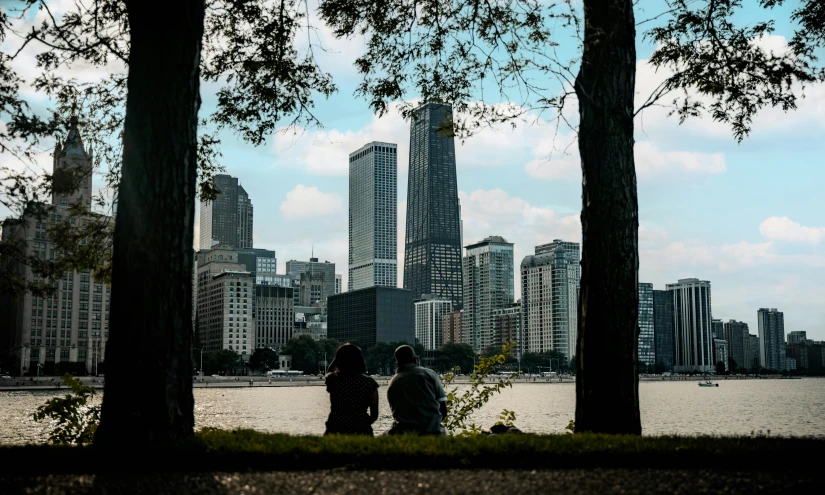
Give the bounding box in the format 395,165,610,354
2,378,823,444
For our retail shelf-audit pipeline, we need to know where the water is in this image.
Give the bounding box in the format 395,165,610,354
2,379,823,444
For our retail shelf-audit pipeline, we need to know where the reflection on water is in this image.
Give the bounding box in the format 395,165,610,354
2,378,823,444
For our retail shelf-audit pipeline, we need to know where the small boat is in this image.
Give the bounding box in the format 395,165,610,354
698,380,718,387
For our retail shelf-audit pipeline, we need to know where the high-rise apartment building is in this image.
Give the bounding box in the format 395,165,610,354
443,310,463,345
711,319,724,340
652,289,675,371
195,245,255,358
786,330,809,345
286,257,336,304
0,118,112,377
713,338,729,371
491,303,521,358
348,142,397,291
404,102,463,308
723,320,748,370
638,283,655,369
745,334,760,370
667,278,714,373
521,241,579,359
757,308,791,371
462,236,514,352
414,298,453,350
199,174,253,249
335,274,342,294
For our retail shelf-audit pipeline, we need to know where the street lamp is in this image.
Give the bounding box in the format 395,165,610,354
193,347,203,376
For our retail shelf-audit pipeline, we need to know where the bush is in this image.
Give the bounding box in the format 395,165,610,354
32,373,100,445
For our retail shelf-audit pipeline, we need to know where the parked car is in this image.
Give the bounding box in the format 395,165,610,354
0,375,12,380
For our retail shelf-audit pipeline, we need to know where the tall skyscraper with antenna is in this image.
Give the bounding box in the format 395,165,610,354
404,102,463,307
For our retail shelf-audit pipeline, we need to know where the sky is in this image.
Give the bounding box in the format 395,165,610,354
2,0,824,340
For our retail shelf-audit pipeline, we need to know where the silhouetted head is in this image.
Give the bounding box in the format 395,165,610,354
395,345,417,367
328,343,366,377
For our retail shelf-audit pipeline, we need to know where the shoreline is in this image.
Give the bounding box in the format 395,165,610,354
0,374,813,392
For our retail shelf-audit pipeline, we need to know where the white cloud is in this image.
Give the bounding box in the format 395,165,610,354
271,105,410,176
759,216,825,245
634,141,726,180
279,185,343,220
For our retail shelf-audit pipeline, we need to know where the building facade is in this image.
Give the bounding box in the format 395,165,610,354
335,274,342,294
638,283,655,369
786,340,824,372
786,331,808,345
443,310,463,345
757,308,791,371
462,236,514,352
723,320,748,370
404,102,463,308
199,174,253,249
414,298,453,350
348,142,398,291
0,119,112,377
195,245,255,358
253,285,293,351
667,278,714,373
652,289,675,371
237,248,276,281
521,242,579,359
286,258,336,303
327,287,414,348
713,338,729,371
745,334,760,370
491,303,521,358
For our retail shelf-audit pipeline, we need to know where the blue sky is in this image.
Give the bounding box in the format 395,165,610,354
3,0,824,340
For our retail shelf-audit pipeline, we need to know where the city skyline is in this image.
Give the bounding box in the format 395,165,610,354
2,9,822,341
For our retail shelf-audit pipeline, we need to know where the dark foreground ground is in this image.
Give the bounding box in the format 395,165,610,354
0,469,814,495
2,431,820,494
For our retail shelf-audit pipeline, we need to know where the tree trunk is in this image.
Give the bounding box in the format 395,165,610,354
574,0,641,434
94,0,205,446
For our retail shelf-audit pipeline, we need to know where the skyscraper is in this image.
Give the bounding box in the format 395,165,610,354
462,236,515,352
199,174,254,249
666,278,714,373
404,102,463,308
652,290,675,371
414,297,453,350
0,118,112,377
348,142,398,291
237,186,254,249
723,320,748,370
638,283,655,369
757,308,790,371
286,257,336,304
521,241,579,359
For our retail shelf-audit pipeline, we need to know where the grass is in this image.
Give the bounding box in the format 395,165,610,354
1,429,822,474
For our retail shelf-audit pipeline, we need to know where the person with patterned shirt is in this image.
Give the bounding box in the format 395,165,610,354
324,343,380,435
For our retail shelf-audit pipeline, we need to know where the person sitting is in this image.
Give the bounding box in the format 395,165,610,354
386,345,448,435
324,343,379,436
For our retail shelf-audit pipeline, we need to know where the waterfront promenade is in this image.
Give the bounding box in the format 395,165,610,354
0,373,796,392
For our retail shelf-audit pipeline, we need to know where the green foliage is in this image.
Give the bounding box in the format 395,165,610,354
565,420,575,434
202,350,243,375
645,0,824,141
362,340,416,375
496,409,516,428
248,347,280,371
442,341,517,435
521,350,570,373
32,373,100,445
436,343,476,373
281,335,340,374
